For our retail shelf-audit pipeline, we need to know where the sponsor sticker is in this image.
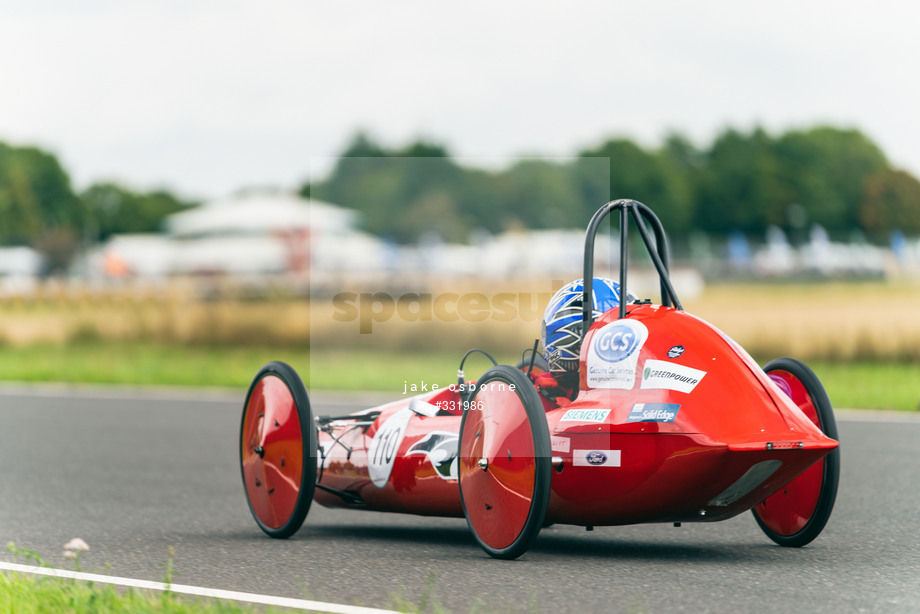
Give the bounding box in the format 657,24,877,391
627,402,681,423
367,408,413,487
586,320,649,389
551,436,571,453
640,359,707,393
573,449,621,467
560,408,610,423
667,345,685,359
406,431,458,480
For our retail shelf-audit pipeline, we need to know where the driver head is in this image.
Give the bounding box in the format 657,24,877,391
541,278,636,376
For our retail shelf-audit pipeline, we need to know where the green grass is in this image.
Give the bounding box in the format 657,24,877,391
0,343,497,392
0,343,309,389
808,361,920,412
0,571,455,614
0,543,288,614
1,541,443,614
0,573,273,614
0,343,917,411
305,349,499,393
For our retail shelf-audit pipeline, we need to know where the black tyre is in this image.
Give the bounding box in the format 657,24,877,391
753,357,840,547
240,361,317,538
458,365,552,559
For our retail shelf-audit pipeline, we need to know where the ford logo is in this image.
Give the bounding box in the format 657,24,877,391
593,323,642,363
585,451,607,466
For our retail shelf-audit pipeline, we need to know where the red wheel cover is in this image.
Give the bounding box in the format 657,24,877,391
460,385,537,550
241,375,304,530
755,370,824,535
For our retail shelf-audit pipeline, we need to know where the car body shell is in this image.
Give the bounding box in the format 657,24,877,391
313,303,837,526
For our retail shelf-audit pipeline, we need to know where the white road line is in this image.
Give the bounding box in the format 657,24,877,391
0,562,400,614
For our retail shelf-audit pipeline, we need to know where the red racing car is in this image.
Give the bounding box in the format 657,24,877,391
240,199,840,559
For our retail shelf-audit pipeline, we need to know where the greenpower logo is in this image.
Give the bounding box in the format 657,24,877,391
640,359,707,394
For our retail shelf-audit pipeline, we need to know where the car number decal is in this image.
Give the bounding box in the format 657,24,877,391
368,407,413,488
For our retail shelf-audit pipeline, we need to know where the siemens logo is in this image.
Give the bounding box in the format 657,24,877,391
560,408,610,423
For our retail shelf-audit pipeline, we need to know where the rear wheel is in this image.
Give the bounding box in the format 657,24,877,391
240,361,316,538
458,365,551,559
753,357,840,547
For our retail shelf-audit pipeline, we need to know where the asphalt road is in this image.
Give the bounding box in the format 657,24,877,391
2,385,919,613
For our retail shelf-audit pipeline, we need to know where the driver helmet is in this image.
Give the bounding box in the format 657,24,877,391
541,278,637,374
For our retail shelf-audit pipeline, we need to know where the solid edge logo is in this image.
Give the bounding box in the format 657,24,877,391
627,402,681,423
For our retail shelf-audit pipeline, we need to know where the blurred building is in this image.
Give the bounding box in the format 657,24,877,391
93,192,367,279
92,193,615,285
86,193,918,288
0,246,41,295
751,224,888,278
166,192,359,275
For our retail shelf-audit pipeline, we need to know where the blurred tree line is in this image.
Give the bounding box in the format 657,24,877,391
2,124,920,273
311,126,920,245
0,141,192,273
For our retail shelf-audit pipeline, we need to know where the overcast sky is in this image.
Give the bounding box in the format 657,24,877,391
1,1,917,200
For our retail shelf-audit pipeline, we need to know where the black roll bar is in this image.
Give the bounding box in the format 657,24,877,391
582,199,683,337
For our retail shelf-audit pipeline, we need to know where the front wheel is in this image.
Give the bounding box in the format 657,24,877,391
458,365,551,559
240,361,317,538
753,357,840,547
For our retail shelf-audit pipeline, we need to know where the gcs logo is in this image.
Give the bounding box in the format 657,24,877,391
594,322,643,363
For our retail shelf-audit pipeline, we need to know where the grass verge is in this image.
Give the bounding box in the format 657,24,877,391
1,541,443,614
807,361,920,412
0,572,275,614
0,343,917,411
0,343,308,390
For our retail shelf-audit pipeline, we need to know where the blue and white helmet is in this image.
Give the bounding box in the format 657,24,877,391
541,278,637,374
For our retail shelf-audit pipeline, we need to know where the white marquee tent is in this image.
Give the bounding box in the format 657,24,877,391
166,193,357,238
95,192,371,277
